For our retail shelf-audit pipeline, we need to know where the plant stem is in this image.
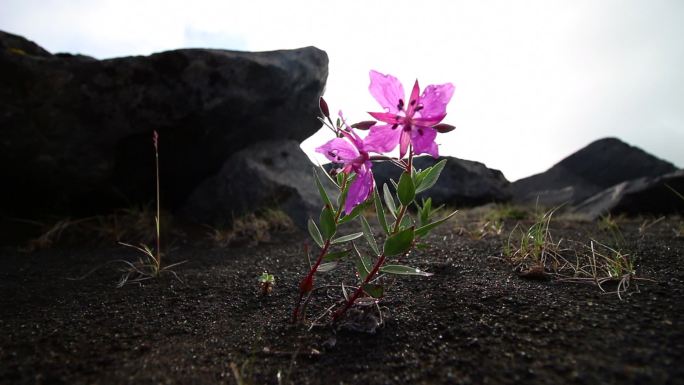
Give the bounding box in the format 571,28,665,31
391,146,413,234
407,145,414,174
293,239,331,322
333,173,349,222
293,173,349,322
392,205,408,234
334,147,415,320
154,133,161,271
332,254,386,321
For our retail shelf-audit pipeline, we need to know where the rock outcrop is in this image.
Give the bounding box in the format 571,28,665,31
370,156,511,207
509,138,677,206
0,30,328,218
183,140,334,228
571,170,684,219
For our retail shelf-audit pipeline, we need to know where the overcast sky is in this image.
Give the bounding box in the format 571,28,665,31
2,0,682,181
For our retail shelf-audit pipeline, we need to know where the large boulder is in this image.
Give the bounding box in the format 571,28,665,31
183,140,334,228
370,156,511,207
509,138,677,206
571,170,684,219
0,30,328,218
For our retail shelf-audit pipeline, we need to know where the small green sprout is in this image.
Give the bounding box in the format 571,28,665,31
258,272,275,295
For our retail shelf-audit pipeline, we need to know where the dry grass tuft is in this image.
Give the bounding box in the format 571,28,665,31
21,206,173,252
503,206,564,277
207,209,294,247
501,207,651,298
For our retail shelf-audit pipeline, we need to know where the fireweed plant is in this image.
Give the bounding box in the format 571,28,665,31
292,70,458,324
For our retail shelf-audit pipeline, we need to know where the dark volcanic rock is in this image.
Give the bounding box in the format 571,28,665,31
509,138,677,206
371,156,511,206
571,170,684,219
0,30,328,217
183,140,333,228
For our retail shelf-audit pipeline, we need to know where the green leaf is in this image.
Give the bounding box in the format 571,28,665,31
317,262,339,273
374,188,390,235
415,159,447,194
413,167,428,189
399,214,413,230
415,210,459,238
380,264,433,276
316,164,339,188
360,216,380,255
332,232,364,244
308,218,324,248
338,200,368,225
383,226,415,256
336,172,345,187
319,207,337,240
258,272,275,283
363,284,384,298
323,249,351,261
383,183,397,218
419,198,432,227
397,171,416,206
313,167,333,209
353,243,371,280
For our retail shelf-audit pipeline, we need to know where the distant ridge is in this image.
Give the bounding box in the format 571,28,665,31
509,137,677,206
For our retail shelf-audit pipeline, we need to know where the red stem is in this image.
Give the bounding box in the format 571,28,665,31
333,147,415,321
293,173,349,322
292,240,331,322
332,254,386,321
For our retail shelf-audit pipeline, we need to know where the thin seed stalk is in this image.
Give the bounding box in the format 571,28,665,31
154,136,161,273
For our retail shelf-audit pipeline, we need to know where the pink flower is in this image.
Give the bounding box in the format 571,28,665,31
316,113,374,214
364,70,454,159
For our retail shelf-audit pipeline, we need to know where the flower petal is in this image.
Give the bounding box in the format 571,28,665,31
345,168,374,214
406,79,421,116
315,138,360,163
368,111,404,125
399,130,411,159
410,126,439,158
364,124,401,154
418,83,455,121
369,70,405,114
413,113,447,128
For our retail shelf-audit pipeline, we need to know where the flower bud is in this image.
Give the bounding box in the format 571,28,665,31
351,121,377,130
433,123,456,133
319,97,330,119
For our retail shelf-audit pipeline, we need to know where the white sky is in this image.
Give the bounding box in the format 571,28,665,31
2,0,682,181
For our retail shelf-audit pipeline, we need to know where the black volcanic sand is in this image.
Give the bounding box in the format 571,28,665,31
1,214,683,385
